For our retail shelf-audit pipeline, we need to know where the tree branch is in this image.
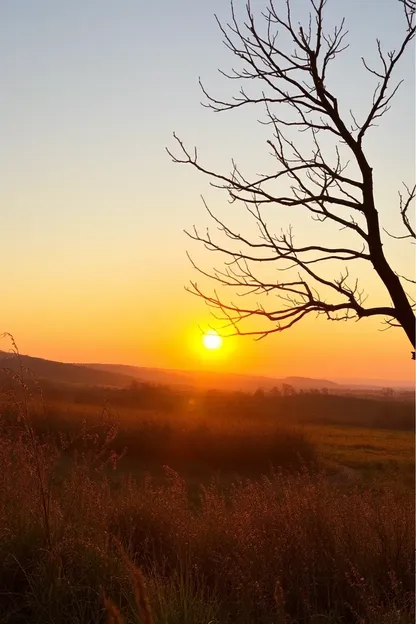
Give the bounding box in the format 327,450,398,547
167,0,416,350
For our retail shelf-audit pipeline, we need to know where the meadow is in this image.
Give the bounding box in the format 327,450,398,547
0,367,414,623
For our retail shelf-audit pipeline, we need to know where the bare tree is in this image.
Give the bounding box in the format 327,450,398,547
168,0,415,356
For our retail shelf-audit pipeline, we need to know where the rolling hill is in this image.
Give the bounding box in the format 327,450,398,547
0,350,338,391
0,351,135,387
80,363,338,392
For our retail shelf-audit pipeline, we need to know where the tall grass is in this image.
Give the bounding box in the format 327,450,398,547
0,336,414,623
0,420,414,623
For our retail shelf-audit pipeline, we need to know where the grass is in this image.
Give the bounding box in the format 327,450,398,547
2,394,413,488
0,340,414,623
0,432,414,623
306,425,414,483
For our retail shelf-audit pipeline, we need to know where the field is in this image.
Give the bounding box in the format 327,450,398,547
0,370,414,624
306,425,414,483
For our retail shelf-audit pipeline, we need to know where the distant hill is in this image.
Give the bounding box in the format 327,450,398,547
0,351,135,388
84,363,338,392
84,363,194,388
0,350,412,398
0,350,338,392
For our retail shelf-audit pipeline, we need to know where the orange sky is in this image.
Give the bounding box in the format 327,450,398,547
2,299,414,385
0,0,414,386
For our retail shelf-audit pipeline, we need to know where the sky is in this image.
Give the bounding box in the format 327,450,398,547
0,0,414,384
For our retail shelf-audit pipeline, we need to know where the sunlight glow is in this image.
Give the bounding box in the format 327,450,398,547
202,330,223,350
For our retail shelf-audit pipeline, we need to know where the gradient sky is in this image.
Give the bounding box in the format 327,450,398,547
0,0,414,384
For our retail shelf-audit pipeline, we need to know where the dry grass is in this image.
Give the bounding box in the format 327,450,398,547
0,338,414,623
2,387,414,482
306,425,414,483
0,419,414,623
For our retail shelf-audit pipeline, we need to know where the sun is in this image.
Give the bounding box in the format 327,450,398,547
202,330,223,350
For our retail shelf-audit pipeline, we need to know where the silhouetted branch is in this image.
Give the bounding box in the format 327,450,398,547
168,0,416,351
187,279,396,341
384,184,416,240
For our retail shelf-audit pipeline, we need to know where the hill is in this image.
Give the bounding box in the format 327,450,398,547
0,350,338,391
83,363,338,392
0,351,134,387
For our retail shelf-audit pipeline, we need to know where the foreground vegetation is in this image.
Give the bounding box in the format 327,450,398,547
0,357,414,623
3,375,412,483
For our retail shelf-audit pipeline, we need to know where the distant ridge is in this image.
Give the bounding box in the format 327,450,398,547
0,350,135,387
0,350,337,391
1,350,410,392
82,363,338,391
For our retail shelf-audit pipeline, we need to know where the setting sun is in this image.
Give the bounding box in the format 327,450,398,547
202,330,223,350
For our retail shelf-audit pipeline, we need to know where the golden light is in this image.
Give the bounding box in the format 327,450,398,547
202,330,223,350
